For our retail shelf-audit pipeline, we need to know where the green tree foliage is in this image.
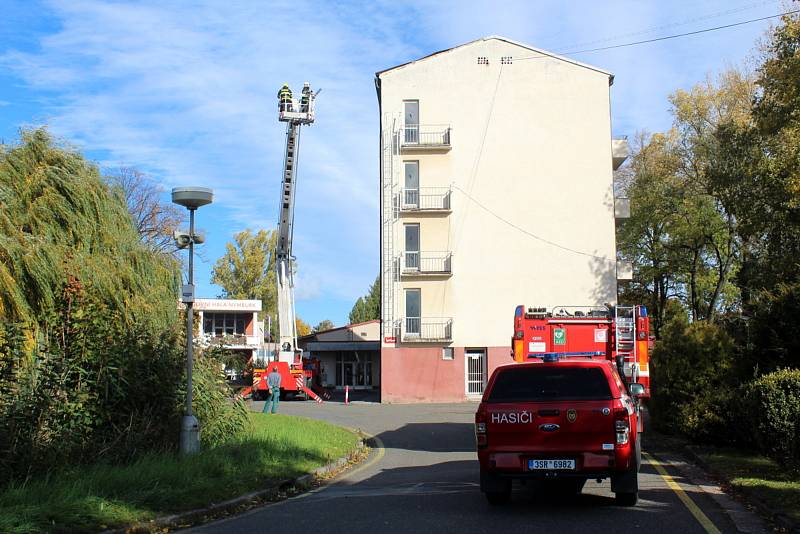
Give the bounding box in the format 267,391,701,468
738,368,800,469
0,130,246,482
349,276,380,324
313,319,335,333
618,70,752,331
650,304,736,443
635,13,800,450
211,229,278,320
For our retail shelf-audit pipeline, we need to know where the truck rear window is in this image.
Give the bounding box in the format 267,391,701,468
487,367,612,402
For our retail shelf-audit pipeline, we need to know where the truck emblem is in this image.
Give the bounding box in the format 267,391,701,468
539,423,560,432
567,409,577,423
602,408,610,416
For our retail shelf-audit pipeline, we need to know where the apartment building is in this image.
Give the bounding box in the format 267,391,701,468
376,36,630,403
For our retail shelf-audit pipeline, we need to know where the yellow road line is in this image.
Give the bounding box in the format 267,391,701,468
643,452,721,534
344,432,386,480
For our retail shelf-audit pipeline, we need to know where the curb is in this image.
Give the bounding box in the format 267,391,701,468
104,439,367,534
679,444,798,533
648,433,797,533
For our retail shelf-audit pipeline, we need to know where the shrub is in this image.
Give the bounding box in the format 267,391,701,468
739,369,800,469
191,348,250,447
650,312,737,443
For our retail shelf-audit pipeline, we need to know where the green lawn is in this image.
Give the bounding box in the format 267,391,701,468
0,413,360,533
697,448,800,524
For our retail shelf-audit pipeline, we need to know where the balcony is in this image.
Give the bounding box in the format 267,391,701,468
398,187,452,212
203,333,261,348
612,137,629,170
615,197,630,219
399,251,453,276
617,260,633,281
400,125,452,152
397,317,453,342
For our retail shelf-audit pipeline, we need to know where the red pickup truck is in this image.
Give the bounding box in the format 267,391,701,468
475,357,645,506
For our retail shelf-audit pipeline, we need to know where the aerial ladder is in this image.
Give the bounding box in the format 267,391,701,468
247,85,324,403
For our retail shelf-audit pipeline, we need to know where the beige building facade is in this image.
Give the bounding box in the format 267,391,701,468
377,36,629,403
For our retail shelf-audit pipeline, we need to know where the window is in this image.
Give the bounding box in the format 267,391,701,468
487,367,612,403
404,161,420,209
404,223,420,270
405,288,421,335
404,100,419,143
442,347,454,360
202,313,249,337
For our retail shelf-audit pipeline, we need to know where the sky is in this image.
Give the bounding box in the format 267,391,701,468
0,0,789,327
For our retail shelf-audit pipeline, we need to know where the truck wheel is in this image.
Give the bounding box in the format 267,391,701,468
485,488,511,505
252,390,262,401
615,491,638,506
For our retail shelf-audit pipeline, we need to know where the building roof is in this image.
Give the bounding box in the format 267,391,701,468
375,35,613,83
298,319,379,341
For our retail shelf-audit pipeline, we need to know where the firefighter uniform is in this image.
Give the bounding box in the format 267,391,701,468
278,84,292,112
300,83,311,113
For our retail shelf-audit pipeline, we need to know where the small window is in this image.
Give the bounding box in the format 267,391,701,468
442,347,454,360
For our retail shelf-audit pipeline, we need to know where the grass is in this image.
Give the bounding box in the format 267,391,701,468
0,413,360,533
695,447,800,524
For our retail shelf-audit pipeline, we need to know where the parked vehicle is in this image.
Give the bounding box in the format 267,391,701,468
475,357,646,505
473,304,651,506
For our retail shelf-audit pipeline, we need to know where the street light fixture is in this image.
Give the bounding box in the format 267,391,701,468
171,186,213,455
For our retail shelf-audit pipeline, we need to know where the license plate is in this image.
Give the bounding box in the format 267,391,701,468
528,459,575,470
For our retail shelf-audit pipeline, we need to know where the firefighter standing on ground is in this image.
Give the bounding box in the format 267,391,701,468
263,366,282,414
278,83,292,112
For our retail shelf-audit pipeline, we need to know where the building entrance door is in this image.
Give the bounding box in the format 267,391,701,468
465,349,487,396
336,354,374,389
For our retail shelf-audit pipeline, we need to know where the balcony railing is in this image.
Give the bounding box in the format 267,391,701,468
400,125,452,150
397,317,453,342
203,333,259,347
400,251,452,275
398,187,452,211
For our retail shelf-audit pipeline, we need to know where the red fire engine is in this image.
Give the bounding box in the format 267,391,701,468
511,305,651,398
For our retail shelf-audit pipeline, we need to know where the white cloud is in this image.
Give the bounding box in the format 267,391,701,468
0,0,781,323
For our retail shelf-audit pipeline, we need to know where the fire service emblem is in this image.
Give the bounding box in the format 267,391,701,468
567,409,577,423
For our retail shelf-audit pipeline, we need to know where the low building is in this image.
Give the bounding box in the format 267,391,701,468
194,298,263,380
298,320,380,390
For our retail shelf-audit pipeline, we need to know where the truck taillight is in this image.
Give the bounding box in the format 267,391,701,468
475,422,487,447
475,410,488,448
615,408,630,445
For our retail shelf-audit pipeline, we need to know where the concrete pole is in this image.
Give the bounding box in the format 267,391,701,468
180,207,201,454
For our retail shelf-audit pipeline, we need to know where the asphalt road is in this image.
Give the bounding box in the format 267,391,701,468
188,400,766,534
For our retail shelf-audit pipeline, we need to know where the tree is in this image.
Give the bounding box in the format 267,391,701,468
349,275,380,324
211,229,278,320
106,168,185,255
295,317,311,337
313,319,335,332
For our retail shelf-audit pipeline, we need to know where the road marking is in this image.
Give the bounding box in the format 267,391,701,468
342,431,385,480
644,452,722,534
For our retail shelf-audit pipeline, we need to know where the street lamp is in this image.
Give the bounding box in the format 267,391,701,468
171,186,213,455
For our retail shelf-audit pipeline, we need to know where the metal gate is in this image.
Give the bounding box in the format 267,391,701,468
465,349,487,396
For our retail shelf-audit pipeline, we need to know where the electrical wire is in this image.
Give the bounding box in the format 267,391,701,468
451,184,616,264
515,8,800,59
550,1,780,52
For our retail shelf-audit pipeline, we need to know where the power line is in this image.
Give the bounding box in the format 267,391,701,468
516,9,799,60
551,1,779,52
451,184,616,264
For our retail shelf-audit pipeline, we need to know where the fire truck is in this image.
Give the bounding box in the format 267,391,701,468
244,85,324,403
511,304,651,398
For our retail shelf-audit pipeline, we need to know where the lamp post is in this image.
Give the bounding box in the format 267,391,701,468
171,186,213,455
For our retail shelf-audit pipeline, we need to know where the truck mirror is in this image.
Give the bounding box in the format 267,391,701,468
629,383,645,397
